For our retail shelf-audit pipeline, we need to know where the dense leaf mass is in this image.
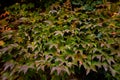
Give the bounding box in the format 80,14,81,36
0,0,120,80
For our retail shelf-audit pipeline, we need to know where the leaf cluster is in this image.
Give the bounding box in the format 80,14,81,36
0,1,120,80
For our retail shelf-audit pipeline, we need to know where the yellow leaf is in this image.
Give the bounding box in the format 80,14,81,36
57,21,63,25
109,22,115,27
0,40,5,46
15,37,23,43
82,54,87,59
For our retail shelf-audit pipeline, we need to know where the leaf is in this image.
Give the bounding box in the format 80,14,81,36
4,61,15,71
109,67,116,76
51,66,69,75
72,1,81,6
35,60,45,71
44,20,53,26
15,37,23,43
102,62,108,71
86,34,95,39
64,66,70,75
49,10,58,15
45,54,52,61
18,65,29,74
0,11,10,18
18,65,34,74
107,57,115,65
81,54,87,59
54,31,63,36
86,68,90,75
51,67,56,74
51,66,62,75
56,21,63,25
0,40,5,46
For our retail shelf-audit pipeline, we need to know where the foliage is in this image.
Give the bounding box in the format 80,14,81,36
0,0,120,80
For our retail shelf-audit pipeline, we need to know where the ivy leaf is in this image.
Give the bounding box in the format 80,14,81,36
51,66,69,75
107,38,115,44
109,67,116,76
107,57,115,65
35,60,46,71
4,61,15,71
44,20,53,26
18,65,34,74
102,62,108,71
81,54,87,59
51,66,61,75
63,66,70,75
18,65,29,74
54,31,63,36
86,68,91,75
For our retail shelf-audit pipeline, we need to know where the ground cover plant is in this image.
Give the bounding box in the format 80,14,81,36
0,0,120,80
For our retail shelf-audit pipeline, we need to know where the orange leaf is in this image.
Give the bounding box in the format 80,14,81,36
0,40,5,46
